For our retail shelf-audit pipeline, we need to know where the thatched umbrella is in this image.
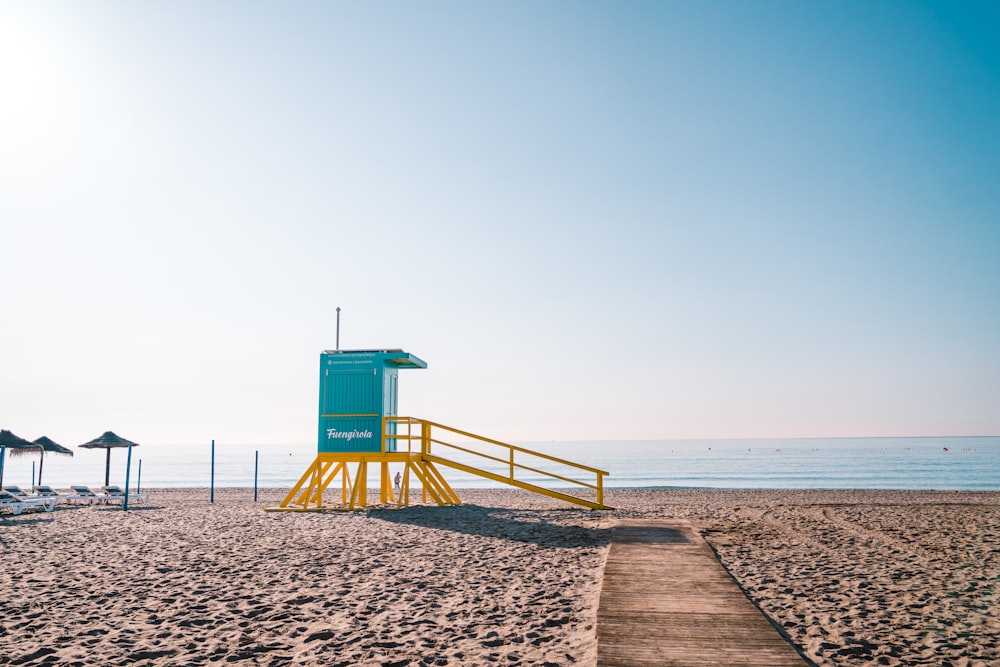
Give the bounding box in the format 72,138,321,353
78,431,139,487
32,436,73,486
0,429,40,487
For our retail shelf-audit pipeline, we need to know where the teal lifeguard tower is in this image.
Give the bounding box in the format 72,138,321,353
269,347,609,511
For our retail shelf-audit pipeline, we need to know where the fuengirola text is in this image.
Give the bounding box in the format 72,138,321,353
326,428,374,442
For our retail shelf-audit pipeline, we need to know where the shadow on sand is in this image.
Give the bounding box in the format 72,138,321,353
368,503,612,548
0,513,56,527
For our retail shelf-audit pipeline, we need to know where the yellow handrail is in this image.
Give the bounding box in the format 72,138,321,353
384,416,609,508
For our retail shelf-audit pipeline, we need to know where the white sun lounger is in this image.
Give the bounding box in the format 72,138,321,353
0,489,56,515
32,485,78,505
102,485,150,504
68,485,112,505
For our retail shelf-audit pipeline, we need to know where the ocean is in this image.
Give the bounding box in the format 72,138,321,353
2,436,997,492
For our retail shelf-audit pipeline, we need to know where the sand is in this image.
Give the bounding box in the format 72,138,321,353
1,488,997,666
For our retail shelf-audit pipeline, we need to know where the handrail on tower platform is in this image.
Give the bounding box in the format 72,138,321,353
384,417,609,509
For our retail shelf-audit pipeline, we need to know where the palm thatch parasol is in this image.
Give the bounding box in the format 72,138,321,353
79,431,140,487
0,429,40,487
32,436,73,485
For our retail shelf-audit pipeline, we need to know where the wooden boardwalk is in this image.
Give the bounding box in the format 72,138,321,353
596,521,808,666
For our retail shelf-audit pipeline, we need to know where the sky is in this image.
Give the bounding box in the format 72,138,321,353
2,1,998,449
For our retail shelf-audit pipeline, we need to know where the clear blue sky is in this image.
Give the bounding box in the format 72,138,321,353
2,1,998,446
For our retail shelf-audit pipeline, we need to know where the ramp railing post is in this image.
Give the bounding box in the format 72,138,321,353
422,421,432,504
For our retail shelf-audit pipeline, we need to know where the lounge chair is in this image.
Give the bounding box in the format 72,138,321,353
68,485,111,505
0,489,56,515
3,485,34,498
32,485,76,505
102,485,149,505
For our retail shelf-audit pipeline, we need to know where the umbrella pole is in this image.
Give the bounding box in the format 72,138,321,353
0,446,5,487
105,448,111,487
124,442,133,512
38,451,45,486
210,439,215,504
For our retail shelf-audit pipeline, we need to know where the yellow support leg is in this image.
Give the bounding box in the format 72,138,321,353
380,461,395,504
424,462,461,505
303,459,337,507
358,459,368,507
276,457,322,509
406,461,447,506
308,461,345,507
398,460,412,508
342,463,352,504
268,456,349,511
345,458,370,509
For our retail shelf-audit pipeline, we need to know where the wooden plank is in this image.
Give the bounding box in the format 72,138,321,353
597,521,807,667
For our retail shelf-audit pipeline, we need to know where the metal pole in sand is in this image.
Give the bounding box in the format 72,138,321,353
124,441,133,512
254,450,259,502
32,461,36,487
137,459,142,494
210,439,216,504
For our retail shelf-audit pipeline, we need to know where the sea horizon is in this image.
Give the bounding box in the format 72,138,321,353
3,435,998,493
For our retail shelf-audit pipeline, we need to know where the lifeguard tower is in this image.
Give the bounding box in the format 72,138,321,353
268,348,609,511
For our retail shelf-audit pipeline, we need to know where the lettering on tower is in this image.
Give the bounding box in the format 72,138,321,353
326,428,374,442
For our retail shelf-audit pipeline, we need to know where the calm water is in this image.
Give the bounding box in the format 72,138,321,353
3,436,997,492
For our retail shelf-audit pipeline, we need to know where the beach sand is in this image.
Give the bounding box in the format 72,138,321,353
1,488,996,666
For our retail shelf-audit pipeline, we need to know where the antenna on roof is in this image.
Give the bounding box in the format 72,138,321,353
335,307,341,351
